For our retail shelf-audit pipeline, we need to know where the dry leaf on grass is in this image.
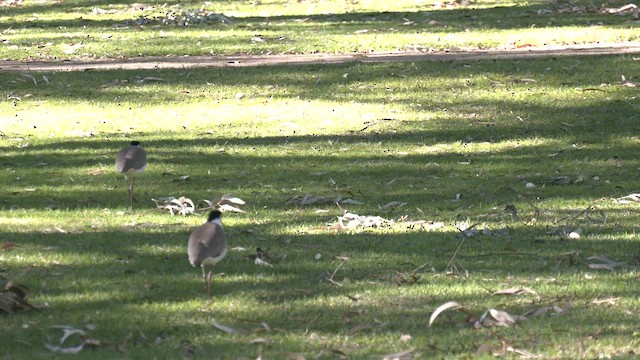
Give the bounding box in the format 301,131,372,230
430,301,536,328
429,301,464,326
382,347,417,360
50,325,87,344
591,297,620,305
154,194,246,215
0,242,19,250
286,193,363,207
474,309,526,328
522,306,549,318
45,343,84,354
505,346,541,359
328,210,392,231
152,196,195,216
199,195,246,213
492,287,537,296
0,281,38,314
587,255,627,271
613,193,640,204
211,319,240,335
248,248,274,267
45,325,98,354
381,201,407,209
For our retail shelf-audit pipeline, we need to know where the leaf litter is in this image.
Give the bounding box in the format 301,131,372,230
45,324,102,354
587,255,628,271
0,281,38,314
153,194,245,215
329,209,393,230
429,298,567,328
286,193,363,207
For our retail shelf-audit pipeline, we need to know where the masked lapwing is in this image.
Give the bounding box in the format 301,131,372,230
115,141,148,209
188,210,227,300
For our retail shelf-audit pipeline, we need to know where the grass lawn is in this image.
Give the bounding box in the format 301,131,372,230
1,0,640,358
0,0,639,60
1,51,640,358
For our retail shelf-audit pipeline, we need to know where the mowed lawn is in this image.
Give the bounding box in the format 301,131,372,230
0,0,638,60
2,53,640,358
1,0,640,359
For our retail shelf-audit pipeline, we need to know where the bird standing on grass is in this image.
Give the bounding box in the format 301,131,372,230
188,210,227,300
115,141,148,209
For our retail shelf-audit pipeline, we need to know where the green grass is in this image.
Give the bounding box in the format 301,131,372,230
1,0,639,60
1,53,640,358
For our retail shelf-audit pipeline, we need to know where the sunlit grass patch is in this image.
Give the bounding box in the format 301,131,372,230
0,0,638,60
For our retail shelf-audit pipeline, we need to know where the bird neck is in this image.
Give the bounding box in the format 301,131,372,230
209,218,223,227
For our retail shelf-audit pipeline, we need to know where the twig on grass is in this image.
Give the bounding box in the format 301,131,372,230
446,236,466,272
326,260,347,287
458,251,543,258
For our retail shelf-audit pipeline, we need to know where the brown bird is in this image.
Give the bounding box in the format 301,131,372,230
188,210,227,300
115,141,147,209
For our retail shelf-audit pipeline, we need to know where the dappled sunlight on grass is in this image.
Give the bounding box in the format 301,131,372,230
1,51,640,357
1,0,638,59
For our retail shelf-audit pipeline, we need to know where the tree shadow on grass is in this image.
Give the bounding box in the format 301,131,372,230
1,55,636,127
1,128,638,212
1,0,633,31
1,223,638,356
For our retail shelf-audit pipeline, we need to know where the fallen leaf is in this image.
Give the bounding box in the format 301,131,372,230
341,198,364,205
523,306,548,318
211,319,239,335
138,77,166,83
218,203,245,213
153,196,196,216
381,201,407,209
220,194,245,205
1,281,37,313
429,301,463,327
613,193,640,204
506,346,540,359
492,287,537,296
0,242,19,250
587,255,627,271
487,309,517,326
254,258,273,267
382,347,416,360
45,343,84,354
251,337,272,344
591,297,620,305
50,325,87,343
84,338,102,347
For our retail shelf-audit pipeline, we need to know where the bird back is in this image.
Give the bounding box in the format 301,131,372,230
188,222,227,267
116,146,147,174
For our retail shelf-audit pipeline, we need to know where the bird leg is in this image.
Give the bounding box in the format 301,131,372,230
200,265,207,291
206,271,213,300
128,177,137,209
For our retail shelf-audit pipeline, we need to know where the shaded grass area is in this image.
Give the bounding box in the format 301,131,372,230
0,0,638,60
1,54,640,357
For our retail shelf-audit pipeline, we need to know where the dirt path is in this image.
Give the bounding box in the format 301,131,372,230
1,42,640,72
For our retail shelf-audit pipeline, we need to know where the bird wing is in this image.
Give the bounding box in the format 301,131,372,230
116,146,147,173
188,223,226,266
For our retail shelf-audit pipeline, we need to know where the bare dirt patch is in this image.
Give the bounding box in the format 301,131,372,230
1,42,640,72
